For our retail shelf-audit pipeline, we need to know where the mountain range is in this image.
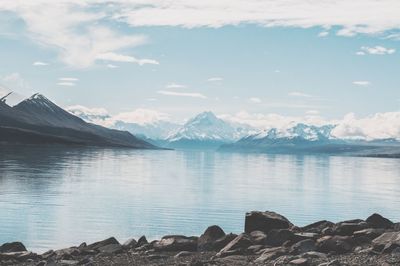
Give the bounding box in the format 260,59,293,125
0,92,154,148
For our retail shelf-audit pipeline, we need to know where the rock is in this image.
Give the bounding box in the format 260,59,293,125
0,242,27,253
394,223,400,231
316,235,354,254
40,249,55,259
35,261,46,266
301,251,327,259
122,238,137,249
98,243,123,254
249,230,267,245
290,258,308,265
78,242,86,249
290,239,316,255
333,221,368,236
137,236,148,247
198,225,225,251
321,227,333,235
255,246,288,263
214,255,250,264
245,211,292,234
392,247,400,255
86,237,120,251
174,251,194,258
153,235,198,252
353,228,385,241
301,221,334,234
372,231,400,253
265,229,294,247
366,213,394,229
247,244,264,254
293,232,319,241
147,254,169,260
208,233,238,251
58,260,79,265
216,233,253,257
54,247,80,259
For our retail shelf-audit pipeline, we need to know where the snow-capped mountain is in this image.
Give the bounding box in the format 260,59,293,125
165,111,257,149
0,93,154,148
113,120,180,140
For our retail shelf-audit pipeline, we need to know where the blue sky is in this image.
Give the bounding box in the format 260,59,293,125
0,1,399,124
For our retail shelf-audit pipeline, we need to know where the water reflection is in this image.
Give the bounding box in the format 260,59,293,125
0,145,400,252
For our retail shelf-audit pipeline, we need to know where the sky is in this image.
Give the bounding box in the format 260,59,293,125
0,0,399,127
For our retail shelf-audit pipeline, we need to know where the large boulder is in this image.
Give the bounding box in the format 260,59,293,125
366,213,394,229
316,235,354,254
265,229,294,247
86,237,120,251
0,242,27,253
353,228,385,240
290,239,316,255
245,211,292,234
301,221,334,234
210,233,238,251
216,233,253,257
255,246,288,263
372,232,400,253
332,221,368,236
198,225,226,251
153,235,198,252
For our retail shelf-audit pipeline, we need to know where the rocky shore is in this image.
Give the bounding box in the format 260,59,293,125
2,211,400,266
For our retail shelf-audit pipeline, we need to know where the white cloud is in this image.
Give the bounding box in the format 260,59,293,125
166,83,186,89
112,109,170,125
249,97,262,103
32,61,49,66
1,1,399,71
157,90,207,99
352,81,371,86
0,72,31,92
96,52,159,66
57,82,75,87
306,110,320,115
288,91,313,98
318,31,329,37
59,77,78,82
332,112,400,140
107,64,119,68
207,77,223,82
357,46,395,55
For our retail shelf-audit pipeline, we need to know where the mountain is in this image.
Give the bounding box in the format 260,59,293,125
165,111,257,149
0,93,155,148
220,123,400,156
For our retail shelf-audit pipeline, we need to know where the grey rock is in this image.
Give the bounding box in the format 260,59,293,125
290,239,316,255
122,238,137,249
265,229,294,247
316,235,354,254
210,233,238,252
289,258,308,265
366,213,394,229
249,230,267,245
86,237,120,251
301,221,334,234
174,251,194,258
0,242,27,253
301,251,327,259
372,231,400,253
333,221,368,236
153,235,198,252
353,228,385,240
137,236,148,247
245,211,292,234
198,225,225,251
216,233,253,257
247,244,264,254
255,246,288,263
97,243,123,254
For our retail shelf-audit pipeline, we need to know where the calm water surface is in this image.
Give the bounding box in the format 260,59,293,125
1,145,400,251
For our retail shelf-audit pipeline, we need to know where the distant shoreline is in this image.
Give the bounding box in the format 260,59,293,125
1,211,400,265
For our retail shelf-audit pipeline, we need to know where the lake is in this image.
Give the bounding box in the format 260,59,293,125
1,145,400,252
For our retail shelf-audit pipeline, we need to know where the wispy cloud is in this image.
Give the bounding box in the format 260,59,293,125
166,83,186,89
289,91,313,98
107,64,119,69
157,90,207,99
207,77,223,82
318,31,329,37
356,46,396,55
352,81,371,86
57,82,75,87
32,61,49,66
59,77,79,82
96,52,159,66
249,97,262,103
